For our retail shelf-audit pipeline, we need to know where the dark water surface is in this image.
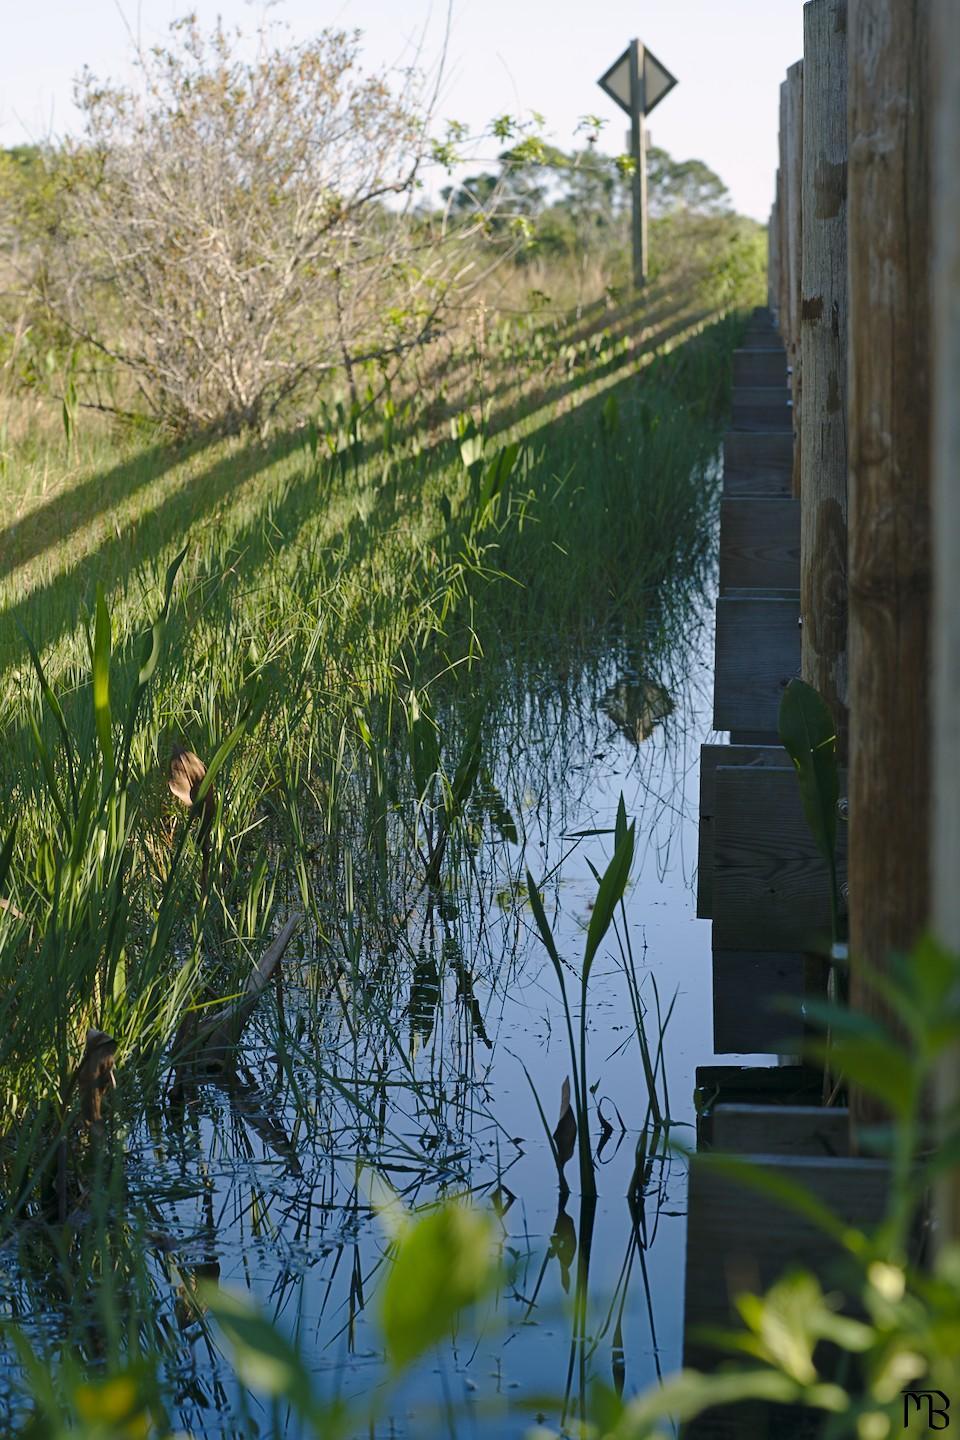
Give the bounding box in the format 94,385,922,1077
2,584,761,1438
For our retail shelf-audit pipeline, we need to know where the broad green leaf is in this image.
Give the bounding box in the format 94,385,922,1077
138,544,187,687
621,1365,803,1430
93,583,114,776
192,716,249,807
203,1286,316,1417
447,712,484,818
583,819,635,983
380,1202,497,1370
778,679,838,868
408,694,440,800
808,1035,917,1120
526,870,564,982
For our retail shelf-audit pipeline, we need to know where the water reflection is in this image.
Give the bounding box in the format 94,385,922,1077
0,590,723,1438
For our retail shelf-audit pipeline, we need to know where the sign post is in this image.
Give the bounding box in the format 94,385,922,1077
598,39,678,287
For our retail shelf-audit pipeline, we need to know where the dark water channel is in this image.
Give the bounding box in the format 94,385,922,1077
2,580,762,1438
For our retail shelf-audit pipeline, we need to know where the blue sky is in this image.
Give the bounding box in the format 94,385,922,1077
1,1,804,221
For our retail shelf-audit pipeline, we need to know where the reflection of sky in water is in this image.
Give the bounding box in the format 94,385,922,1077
2,579,768,1438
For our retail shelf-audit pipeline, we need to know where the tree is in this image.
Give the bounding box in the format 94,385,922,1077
46,17,504,435
647,148,731,217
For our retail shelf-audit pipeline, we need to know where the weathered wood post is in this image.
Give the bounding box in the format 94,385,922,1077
785,61,804,498
768,193,780,321
799,0,848,746
778,83,790,346
847,0,931,1111
931,0,960,1243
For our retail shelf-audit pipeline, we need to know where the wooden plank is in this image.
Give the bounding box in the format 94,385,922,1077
723,429,792,472
698,743,787,917
740,329,782,351
711,767,847,951
712,951,806,1055
800,0,849,746
683,1153,889,1366
719,497,800,592
731,387,792,432
709,1104,850,1157
694,1063,824,1118
848,0,932,1125
723,469,793,499
713,596,800,734
732,349,788,387
932,0,960,1245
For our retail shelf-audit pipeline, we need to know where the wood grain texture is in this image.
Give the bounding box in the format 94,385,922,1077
723,441,794,498
711,765,847,951
712,951,806,1054
768,189,781,321
683,1153,889,1364
731,387,792,432
800,0,849,749
733,349,788,387
708,1104,851,1157
698,743,789,917
785,61,805,495
778,81,790,351
719,497,800,592
847,0,932,1101
931,0,960,1246
713,596,800,733
724,430,792,473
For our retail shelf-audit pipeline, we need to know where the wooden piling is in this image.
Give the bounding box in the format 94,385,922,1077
799,0,848,747
768,188,781,321
847,0,932,1105
778,85,790,353
784,61,804,498
931,0,960,1245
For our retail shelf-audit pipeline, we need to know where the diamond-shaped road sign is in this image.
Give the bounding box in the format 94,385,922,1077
598,42,677,118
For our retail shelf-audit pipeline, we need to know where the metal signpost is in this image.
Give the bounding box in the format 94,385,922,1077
598,39,678,287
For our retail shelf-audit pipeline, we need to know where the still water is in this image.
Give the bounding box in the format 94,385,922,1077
2,586,756,1438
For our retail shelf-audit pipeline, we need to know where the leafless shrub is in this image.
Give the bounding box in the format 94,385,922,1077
48,15,505,435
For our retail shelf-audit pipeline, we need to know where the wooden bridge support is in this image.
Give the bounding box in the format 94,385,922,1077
846,0,932,1106
931,0,960,1247
799,0,848,749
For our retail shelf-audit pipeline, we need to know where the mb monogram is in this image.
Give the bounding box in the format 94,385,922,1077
903,1390,951,1430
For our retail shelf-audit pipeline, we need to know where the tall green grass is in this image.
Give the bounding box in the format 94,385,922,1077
0,299,747,1432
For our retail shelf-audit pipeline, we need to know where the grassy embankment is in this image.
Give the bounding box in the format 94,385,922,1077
0,266,748,1226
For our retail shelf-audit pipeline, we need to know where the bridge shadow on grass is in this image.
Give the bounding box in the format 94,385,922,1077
0,429,220,588
0,312,739,685
0,426,307,670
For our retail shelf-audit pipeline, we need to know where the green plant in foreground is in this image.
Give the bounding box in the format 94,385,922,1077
8,1193,502,1440
527,798,636,1201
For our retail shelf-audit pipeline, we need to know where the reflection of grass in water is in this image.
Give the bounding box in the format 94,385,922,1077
0,312,741,1433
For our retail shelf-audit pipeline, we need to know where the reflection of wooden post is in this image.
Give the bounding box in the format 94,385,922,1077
629,39,648,287
785,61,804,498
800,0,848,747
932,0,960,1245
847,0,931,1118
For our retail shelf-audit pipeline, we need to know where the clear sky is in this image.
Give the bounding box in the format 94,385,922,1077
0,0,804,222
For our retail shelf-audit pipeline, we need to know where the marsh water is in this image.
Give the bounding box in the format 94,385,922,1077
0,577,757,1439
